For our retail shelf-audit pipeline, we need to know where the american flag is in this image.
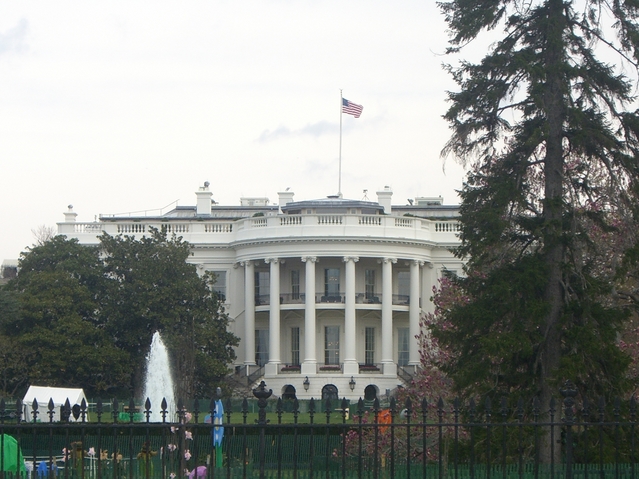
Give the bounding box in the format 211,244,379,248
342,98,363,118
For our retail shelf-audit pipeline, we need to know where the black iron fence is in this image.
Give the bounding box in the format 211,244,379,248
0,380,637,479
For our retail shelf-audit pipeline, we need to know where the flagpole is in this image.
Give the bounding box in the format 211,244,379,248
339,89,343,198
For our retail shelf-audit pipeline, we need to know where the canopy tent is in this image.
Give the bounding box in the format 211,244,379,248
22,386,88,422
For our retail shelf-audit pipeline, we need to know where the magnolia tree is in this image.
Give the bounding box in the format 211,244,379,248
3,230,238,398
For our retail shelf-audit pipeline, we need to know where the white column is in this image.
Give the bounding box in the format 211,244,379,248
243,261,256,366
343,256,359,375
409,260,424,366
301,256,317,375
265,258,281,374
381,257,397,375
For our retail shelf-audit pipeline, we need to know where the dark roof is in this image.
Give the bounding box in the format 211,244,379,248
282,196,384,212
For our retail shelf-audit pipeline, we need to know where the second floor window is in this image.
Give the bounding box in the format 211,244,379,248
211,271,226,301
365,269,376,300
255,271,270,304
398,271,410,299
291,270,300,300
325,268,340,298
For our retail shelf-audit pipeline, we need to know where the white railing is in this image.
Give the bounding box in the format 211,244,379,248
205,223,233,233
73,223,103,233
280,216,302,226
394,218,412,228
165,224,189,233
117,224,146,234
318,215,343,225
251,218,268,227
359,216,382,225
435,222,461,232
59,214,460,245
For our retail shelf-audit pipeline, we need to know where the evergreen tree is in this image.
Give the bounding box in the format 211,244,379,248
434,0,639,460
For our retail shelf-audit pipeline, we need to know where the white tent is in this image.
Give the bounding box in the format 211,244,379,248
22,386,88,422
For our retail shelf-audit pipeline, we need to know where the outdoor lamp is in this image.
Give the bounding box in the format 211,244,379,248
349,376,356,391
303,376,310,391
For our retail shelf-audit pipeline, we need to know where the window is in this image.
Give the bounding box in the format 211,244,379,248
364,385,377,401
325,326,340,365
282,385,296,400
255,271,270,304
291,270,300,300
365,269,376,301
324,268,340,299
255,330,269,366
398,328,409,366
211,271,227,301
365,327,375,365
441,268,458,279
398,271,410,299
291,327,300,366
322,384,339,401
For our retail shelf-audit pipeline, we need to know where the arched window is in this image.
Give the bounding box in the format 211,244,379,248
321,384,339,401
364,385,377,401
282,385,296,401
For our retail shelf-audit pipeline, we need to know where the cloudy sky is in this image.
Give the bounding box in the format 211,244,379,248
1,1,469,262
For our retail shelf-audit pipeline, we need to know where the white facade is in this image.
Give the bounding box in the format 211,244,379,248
57,185,462,401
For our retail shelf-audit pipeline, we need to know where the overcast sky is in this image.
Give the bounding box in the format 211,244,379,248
1,1,468,263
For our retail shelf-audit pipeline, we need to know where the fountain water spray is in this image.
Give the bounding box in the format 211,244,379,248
143,331,176,422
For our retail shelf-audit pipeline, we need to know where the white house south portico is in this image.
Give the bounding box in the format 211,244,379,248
58,184,462,401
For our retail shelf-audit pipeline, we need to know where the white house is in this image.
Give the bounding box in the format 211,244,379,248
57,184,462,401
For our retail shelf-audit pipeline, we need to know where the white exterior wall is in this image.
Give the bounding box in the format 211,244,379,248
58,194,462,401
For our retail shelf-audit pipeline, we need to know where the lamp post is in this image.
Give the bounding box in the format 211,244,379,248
253,381,272,479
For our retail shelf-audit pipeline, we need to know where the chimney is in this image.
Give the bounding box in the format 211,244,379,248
64,205,77,222
376,186,393,214
196,182,212,215
278,189,295,211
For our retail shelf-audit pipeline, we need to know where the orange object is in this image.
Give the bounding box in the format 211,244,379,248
377,409,392,433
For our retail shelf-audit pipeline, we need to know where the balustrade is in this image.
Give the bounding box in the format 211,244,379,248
250,218,268,227
205,223,233,233
358,215,382,225
254,294,270,306
279,216,302,225
317,215,343,225
392,294,410,305
74,223,103,233
61,213,458,245
165,224,189,233
394,217,412,227
435,221,461,232
117,223,146,234
279,293,305,304
259,292,412,307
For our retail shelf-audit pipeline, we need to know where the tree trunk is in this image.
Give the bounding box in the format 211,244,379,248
539,0,566,465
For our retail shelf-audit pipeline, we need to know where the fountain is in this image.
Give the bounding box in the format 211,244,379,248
143,331,176,422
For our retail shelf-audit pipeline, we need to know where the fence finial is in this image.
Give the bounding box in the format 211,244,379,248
253,381,272,425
